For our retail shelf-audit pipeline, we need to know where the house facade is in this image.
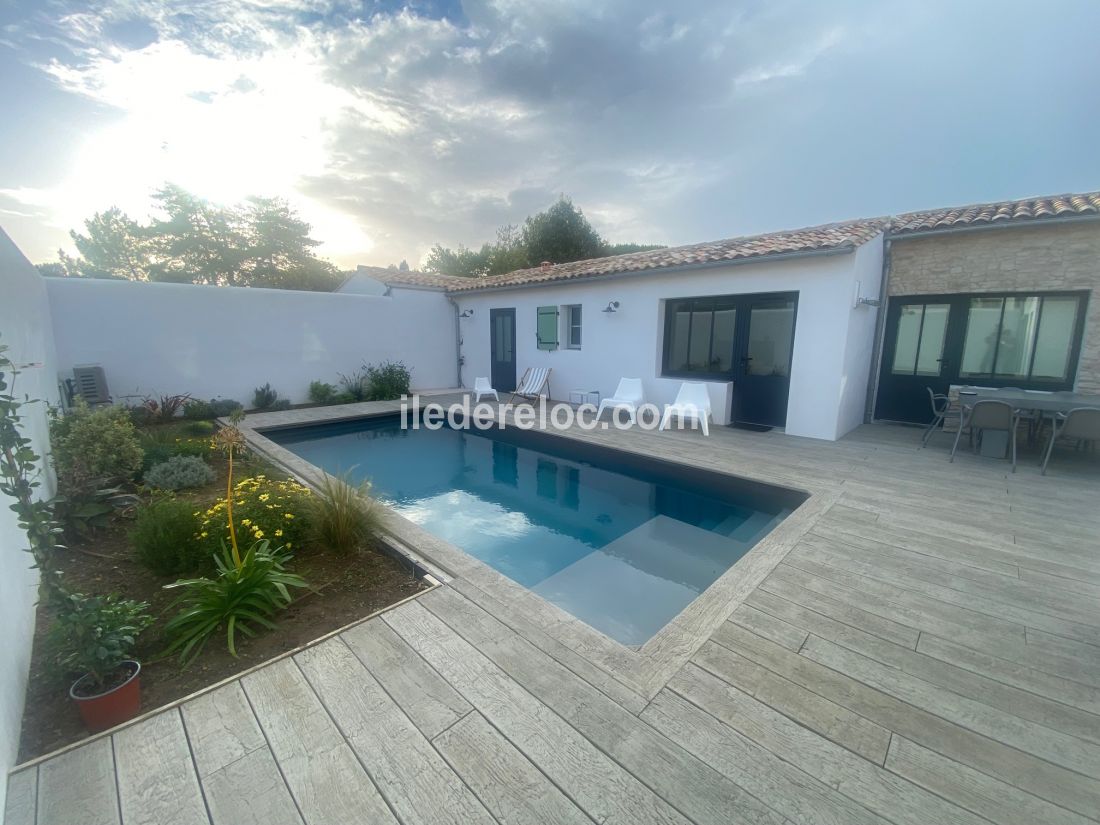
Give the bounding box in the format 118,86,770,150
370,190,1099,441
873,198,1100,422
442,224,886,441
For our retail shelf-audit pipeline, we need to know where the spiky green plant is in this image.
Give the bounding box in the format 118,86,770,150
162,540,307,665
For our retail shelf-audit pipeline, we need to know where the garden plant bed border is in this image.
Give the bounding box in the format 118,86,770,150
16,576,434,769
16,417,431,764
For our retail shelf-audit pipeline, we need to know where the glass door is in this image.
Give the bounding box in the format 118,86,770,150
489,308,516,392
731,294,798,428
876,299,955,423
875,291,1087,423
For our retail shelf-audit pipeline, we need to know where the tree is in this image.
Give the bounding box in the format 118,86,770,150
146,184,249,285
237,197,341,291
423,196,664,278
38,184,343,291
603,242,667,256
522,196,604,265
424,243,491,278
70,208,149,280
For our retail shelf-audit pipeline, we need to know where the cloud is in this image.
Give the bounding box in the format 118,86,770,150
2,0,1100,268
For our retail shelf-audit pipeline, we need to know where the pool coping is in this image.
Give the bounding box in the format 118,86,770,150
234,395,837,700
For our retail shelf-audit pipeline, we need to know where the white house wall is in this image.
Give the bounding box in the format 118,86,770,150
0,230,58,811
46,279,458,405
454,241,885,441
835,235,886,439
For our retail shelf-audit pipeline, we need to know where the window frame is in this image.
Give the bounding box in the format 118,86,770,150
563,304,582,349
956,290,1089,386
661,295,741,380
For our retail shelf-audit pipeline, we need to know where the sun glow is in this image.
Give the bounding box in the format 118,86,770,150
12,35,396,264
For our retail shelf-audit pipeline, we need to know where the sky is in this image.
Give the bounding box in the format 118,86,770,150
1,0,1099,270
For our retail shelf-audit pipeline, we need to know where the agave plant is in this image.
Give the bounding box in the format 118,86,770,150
162,540,307,665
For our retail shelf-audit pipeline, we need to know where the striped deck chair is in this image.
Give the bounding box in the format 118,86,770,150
507,367,552,406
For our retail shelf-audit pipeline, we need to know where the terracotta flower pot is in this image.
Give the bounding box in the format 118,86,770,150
69,660,142,733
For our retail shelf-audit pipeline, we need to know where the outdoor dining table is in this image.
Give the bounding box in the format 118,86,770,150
957,386,1100,412
956,386,1100,457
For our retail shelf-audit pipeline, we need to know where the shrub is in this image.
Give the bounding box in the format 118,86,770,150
144,456,216,491
131,497,207,575
270,399,292,411
252,383,278,409
53,486,139,537
195,474,312,556
50,593,153,689
163,540,307,664
309,381,337,405
308,472,384,554
140,393,191,423
50,399,144,492
209,398,244,417
182,420,215,437
365,361,411,400
332,391,358,404
139,431,211,475
337,369,369,401
182,399,214,420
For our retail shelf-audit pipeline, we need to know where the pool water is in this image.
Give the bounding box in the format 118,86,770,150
268,416,801,647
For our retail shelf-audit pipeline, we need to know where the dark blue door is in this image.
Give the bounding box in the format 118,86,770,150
490,308,517,392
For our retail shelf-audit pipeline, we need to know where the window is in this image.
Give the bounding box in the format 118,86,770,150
563,304,582,349
663,297,739,377
959,294,1084,383
891,302,950,376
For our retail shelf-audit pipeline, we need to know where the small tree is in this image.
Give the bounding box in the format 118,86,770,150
522,196,604,265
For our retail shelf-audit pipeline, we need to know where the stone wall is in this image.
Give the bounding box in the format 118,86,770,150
888,221,1100,394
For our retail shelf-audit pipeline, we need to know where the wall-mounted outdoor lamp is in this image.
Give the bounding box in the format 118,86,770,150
459,309,474,318
602,301,620,314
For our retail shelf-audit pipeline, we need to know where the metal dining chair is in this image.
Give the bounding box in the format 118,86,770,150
950,400,1019,472
921,387,959,447
999,387,1041,444
1041,407,1100,475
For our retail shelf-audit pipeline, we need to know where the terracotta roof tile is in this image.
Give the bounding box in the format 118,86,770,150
353,266,470,290
444,218,887,293
891,192,1100,234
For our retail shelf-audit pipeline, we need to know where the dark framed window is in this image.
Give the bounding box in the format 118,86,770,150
958,293,1086,384
663,296,739,378
563,304,582,349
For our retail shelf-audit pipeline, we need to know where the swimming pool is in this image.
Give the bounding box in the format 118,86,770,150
267,416,805,647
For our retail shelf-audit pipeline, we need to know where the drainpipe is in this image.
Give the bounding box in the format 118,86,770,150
864,234,893,422
447,295,464,389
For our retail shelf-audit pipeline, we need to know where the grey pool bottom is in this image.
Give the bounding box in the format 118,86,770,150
266,416,805,647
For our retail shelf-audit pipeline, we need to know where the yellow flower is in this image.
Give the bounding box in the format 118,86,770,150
286,542,292,549
259,493,270,502
284,513,294,520
254,529,264,539
241,518,252,526
274,529,283,537
200,531,208,538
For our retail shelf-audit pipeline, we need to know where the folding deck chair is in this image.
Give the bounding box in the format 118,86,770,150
507,367,552,406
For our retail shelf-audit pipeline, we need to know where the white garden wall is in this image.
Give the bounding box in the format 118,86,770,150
46,279,458,406
454,237,885,441
0,230,58,812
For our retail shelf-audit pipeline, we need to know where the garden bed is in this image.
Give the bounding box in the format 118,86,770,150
17,423,428,763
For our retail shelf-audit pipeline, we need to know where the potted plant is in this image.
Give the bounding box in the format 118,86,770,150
52,593,153,732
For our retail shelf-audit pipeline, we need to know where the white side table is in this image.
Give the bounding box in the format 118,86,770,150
569,389,601,406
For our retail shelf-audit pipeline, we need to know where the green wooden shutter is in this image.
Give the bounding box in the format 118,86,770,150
536,306,559,350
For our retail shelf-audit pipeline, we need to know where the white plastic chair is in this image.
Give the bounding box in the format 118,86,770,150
473,377,498,403
659,382,713,436
596,378,644,424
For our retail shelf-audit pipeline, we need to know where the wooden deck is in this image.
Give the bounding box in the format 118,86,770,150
7,417,1100,825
